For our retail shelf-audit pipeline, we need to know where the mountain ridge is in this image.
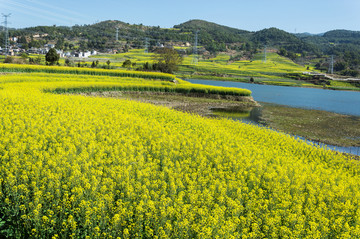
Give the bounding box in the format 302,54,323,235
3,19,360,75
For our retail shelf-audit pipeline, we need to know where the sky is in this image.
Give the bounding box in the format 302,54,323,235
0,0,359,34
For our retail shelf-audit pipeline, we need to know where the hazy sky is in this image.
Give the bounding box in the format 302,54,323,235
1,0,359,33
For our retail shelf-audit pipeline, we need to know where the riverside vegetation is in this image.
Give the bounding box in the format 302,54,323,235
1,64,360,238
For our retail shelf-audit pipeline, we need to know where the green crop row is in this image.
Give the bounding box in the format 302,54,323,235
47,82,251,97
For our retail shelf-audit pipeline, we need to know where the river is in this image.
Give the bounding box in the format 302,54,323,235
187,79,360,116
187,79,360,156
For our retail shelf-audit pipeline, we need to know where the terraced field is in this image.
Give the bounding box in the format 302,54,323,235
92,50,322,87
92,50,311,79
181,52,311,78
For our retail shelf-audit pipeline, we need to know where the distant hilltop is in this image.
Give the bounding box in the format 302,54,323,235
3,19,360,76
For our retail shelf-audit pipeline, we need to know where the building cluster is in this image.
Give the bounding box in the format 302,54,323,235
0,39,97,58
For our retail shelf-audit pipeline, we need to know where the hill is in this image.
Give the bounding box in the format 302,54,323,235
251,27,318,54
4,19,360,76
174,19,250,42
7,19,313,54
252,27,301,44
173,19,252,52
298,29,360,75
323,29,360,41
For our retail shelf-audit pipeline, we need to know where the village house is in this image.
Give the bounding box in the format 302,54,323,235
72,51,92,58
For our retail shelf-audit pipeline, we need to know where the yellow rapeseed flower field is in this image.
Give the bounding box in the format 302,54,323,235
0,66,360,238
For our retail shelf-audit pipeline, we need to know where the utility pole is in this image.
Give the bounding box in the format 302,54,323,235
2,13,11,56
144,37,149,53
116,28,119,41
192,30,199,65
329,55,334,74
263,45,267,63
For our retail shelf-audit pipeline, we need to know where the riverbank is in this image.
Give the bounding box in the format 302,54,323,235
76,91,360,149
186,79,360,116
260,103,360,147
180,75,360,92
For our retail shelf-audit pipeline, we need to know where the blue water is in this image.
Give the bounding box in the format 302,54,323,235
188,79,360,155
187,79,360,116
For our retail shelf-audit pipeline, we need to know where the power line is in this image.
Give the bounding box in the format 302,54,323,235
144,37,149,53
4,0,84,26
192,30,199,65
22,0,90,20
116,28,119,41
328,55,334,74
3,3,73,26
2,13,11,56
263,45,267,63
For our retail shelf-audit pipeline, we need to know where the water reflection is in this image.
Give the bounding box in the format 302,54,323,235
188,79,360,116
211,106,263,125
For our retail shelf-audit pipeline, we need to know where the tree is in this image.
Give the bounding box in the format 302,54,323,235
4,56,14,63
20,53,29,60
334,61,347,72
56,38,65,50
79,40,88,51
153,48,183,74
45,48,60,65
22,43,29,51
278,48,287,56
122,59,132,68
18,36,28,44
34,55,42,65
65,58,73,66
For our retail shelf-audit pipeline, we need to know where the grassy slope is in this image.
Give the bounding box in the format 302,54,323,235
92,50,320,87
107,50,360,90
182,52,310,78
93,50,310,79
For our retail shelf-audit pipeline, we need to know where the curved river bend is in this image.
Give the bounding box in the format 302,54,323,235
187,79,360,156
188,79,360,116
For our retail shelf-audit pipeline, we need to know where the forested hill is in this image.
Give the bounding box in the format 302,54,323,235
7,19,313,54
174,19,249,42
298,29,360,45
297,29,360,75
174,19,249,33
323,30,360,41
173,20,318,53
4,19,360,71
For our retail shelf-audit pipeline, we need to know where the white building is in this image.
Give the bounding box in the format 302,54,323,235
62,52,71,57
84,51,92,58
72,51,93,58
44,44,55,49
